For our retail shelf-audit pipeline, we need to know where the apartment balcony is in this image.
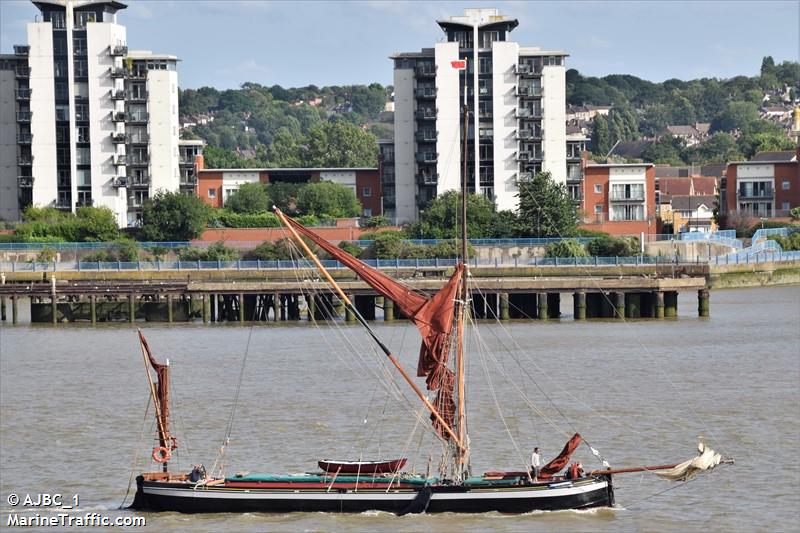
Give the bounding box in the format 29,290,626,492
415,130,437,142
415,66,435,78
415,109,437,120
127,92,148,102
380,153,395,163
109,67,126,78
111,111,127,122
75,200,94,209
111,45,128,56
111,133,127,143
516,151,541,162
515,108,531,118
515,129,542,140
416,173,438,185
128,134,149,144
15,89,31,100
14,45,30,56
15,66,31,78
111,89,127,100
128,156,150,166
17,133,32,144
16,111,32,122
18,176,34,187
180,176,197,186
610,192,645,202
129,176,150,186
515,64,541,77
478,111,493,120
516,85,542,97
113,155,127,166
518,172,533,181
111,176,128,188
127,70,147,79
18,155,33,166
126,113,149,123
415,87,437,99
416,152,438,163
737,187,774,199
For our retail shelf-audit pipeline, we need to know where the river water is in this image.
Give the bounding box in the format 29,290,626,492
1,286,798,532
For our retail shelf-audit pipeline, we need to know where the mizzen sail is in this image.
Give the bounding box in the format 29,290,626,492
279,215,463,439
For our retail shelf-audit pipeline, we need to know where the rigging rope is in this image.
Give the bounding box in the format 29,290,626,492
119,395,152,509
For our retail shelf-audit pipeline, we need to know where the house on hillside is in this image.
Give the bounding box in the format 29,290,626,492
608,140,652,161
659,195,717,234
663,123,710,147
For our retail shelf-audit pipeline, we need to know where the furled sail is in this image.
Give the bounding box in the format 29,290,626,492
540,433,583,477
279,215,464,439
655,442,723,481
138,330,170,447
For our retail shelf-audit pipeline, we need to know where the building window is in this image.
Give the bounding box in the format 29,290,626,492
75,104,89,121
76,126,89,143
783,202,791,211
73,37,86,55
783,180,790,190
208,189,216,199
363,208,372,217
594,184,602,193
73,59,88,77
54,60,67,77
362,186,372,197
76,147,90,165
479,31,500,49
478,56,492,74
611,204,645,221
74,11,96,29
594,204,603,214
57,190,70,208
56,125,69,143
50,12,66,29
77,191,92,207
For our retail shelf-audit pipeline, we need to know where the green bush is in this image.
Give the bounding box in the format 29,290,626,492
35,247,58,262
586,235,639,256
216,210,281,228
364,215,390,228
178,241,238,261
224,182,271,214
337,241,363,258
768,232,800,251
14,206,119,242
545,239,588,258
83,250,117,262
243,241,281,261
791,207,800,220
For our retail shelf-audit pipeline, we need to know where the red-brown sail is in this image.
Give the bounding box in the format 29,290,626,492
138,330,170,448
540,433,582,477
279,215,463,439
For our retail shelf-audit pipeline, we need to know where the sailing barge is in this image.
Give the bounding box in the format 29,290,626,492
130,92,726,514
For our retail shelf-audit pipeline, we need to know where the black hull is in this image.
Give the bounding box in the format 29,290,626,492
132,475,615,514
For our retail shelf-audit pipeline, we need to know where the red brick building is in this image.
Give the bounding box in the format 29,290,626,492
723,149,799,220
580,162,657,235
195,160,382,217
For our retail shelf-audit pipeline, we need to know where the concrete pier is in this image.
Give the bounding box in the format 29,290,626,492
698,289,710,317
128,293,135,323
614,292,625,319
664,291,678,318
573,291,586,320
383,297,394,322
536,292,548,320
499,293,510,320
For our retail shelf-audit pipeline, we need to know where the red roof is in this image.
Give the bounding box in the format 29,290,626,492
659,177,691,196
691,176,718,195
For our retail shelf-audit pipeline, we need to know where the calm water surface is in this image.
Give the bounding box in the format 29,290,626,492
1,286,798,532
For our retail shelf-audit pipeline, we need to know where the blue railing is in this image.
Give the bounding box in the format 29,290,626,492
3,252,799,273
0,241,189,251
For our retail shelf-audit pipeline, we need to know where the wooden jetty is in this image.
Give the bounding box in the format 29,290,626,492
0,265,708,325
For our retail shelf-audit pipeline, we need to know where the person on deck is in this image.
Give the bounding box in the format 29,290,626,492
530,447,541,481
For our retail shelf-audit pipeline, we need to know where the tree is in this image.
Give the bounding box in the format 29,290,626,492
641,134,686,165
306,121,378,167
140,191,211,241
711,101,760,133
266,182,302,214
591,114,611,155
267,128,304,167
296,181,362,218
687,132,742,164
404,191,499,239
516,171,579,238
738,131,795,158
224,182,271,214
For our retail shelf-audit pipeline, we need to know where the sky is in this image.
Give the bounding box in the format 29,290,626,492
1,0,798,90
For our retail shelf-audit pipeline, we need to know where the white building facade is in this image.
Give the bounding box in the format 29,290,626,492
0,0,185,227
389,8,568,223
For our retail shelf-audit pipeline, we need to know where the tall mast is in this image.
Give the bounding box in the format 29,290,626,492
455,86,470,472
275,208,466,454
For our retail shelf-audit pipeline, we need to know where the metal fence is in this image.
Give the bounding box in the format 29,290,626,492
0,241,189,251
3,251,799,274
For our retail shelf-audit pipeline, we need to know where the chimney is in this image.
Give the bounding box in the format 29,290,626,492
194,153,205,171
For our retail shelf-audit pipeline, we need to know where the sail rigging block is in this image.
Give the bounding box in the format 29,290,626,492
655,442,723,482
278,215,464,441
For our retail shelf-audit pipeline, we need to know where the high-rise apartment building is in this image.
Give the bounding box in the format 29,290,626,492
0,0,188,226
389,8,568,223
